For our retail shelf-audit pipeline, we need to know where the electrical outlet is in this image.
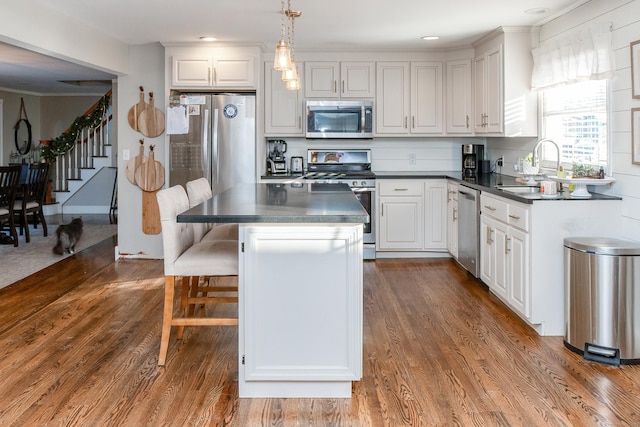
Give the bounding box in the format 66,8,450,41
497,156,504,167
122,149,130,161
409,154,416,165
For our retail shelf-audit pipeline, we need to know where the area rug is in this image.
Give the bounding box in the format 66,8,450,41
0,222,117,289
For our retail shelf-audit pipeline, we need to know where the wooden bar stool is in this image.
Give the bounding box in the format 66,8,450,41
156,185,238,366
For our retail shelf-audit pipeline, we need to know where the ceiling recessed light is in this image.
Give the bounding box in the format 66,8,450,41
525,8,549,15
199,36,217,41
421,36,440,41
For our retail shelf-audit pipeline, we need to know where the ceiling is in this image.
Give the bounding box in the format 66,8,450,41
1,0,587,95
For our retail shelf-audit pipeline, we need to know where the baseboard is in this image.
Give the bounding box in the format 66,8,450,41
61,205,112,214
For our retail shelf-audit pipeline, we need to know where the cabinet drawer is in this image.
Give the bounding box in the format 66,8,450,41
507,203,529,232
480,193,508,222
378,180,423,196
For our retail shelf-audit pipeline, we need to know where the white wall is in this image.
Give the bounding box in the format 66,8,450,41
0,91,41,163
116,44,166,259
487,0,640,241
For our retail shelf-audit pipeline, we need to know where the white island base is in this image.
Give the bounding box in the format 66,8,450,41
238,224,363,398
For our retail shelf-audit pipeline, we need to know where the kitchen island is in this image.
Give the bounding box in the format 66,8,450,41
178,183,369,398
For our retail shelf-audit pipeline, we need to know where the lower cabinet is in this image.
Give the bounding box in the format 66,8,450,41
377,179,447,252
480,193,530,319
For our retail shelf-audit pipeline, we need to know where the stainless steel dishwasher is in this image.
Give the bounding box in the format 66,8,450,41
457,185,480,277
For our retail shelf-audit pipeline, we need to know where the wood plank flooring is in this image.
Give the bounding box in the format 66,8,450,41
1,233,639,426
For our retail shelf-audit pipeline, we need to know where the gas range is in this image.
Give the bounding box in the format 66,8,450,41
303,149,375,188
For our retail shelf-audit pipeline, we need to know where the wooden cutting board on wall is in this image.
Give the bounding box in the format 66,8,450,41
127,86,147,132
134,146,164,234
125,139,146,185
138,92,165,138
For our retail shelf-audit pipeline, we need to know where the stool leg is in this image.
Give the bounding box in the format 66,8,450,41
176,277,190,339
158,275,176,366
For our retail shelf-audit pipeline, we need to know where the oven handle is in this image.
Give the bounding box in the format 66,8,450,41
350,187,375,193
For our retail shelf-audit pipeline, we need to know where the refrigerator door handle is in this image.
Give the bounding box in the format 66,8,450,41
212,108,219,186
203,107,210,184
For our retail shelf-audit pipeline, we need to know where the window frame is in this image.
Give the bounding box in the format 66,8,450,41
539,79,612,174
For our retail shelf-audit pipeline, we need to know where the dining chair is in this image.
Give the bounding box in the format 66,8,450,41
185,177,238,242
15,162,49,243
156,184,239,366
0,165,22,247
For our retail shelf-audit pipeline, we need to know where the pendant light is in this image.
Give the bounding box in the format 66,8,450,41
273,0,292,71
282,1,301,90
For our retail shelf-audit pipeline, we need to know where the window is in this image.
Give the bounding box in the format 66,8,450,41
541,79,608,172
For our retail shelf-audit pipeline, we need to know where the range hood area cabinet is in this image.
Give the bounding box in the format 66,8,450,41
375,61,444,135
473,27,538,137
304,61,375,98
164,45,259,89
265,61,304,136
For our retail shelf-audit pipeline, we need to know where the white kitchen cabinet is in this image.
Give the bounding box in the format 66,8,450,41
376,62,443,135
378,180,424,250
239,224,363,397
472,28,538,137
264,62,304,136
304,61,374,98
446,182,459,258
480,193,530,318
473,46,502,134
168,46,258,89
446,59,473,134
423,180,447,249
377,179,447,252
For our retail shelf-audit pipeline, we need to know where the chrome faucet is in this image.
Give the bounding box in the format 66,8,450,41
532,139,560,172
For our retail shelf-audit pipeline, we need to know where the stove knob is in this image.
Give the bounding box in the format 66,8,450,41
361,181,367,187
352,180,358,187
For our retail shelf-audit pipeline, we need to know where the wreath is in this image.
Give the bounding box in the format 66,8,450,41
41,93,111,163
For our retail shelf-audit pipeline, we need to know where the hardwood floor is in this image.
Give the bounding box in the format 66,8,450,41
1,235,639,426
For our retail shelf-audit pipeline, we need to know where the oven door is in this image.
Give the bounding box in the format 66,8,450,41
352,187,375,244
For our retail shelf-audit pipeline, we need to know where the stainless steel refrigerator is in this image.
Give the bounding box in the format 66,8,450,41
168,93,256,195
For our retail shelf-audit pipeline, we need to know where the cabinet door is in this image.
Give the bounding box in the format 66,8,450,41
378,196,423,249
264,62,303,136
341,62,375,98
304,62,339,98
446,59,473,134
213,56,255,88
172,56,212,87
240,225,362,383
492,220,509,300
411,62,443,134
424,181,447,249
485,46,503,133
375,62,410,135
479,215,495,286
508,227,530,318
473,55,487,133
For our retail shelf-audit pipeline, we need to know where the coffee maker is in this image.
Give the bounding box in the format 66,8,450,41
267,139,288,175
462,144,485,177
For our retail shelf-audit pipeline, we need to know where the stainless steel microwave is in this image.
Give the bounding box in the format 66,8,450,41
306,100,373,139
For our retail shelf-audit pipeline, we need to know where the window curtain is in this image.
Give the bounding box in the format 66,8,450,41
531,21,614,90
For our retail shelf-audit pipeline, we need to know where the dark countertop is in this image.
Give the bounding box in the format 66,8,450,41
178,183,369,224
375,171,622,204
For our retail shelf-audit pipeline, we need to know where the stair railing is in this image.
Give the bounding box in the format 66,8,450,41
50,90,112,193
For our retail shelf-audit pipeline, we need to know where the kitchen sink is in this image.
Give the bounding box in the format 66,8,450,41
495,185,541,194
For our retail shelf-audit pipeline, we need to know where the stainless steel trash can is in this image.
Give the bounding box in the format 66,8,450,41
564,237,640,365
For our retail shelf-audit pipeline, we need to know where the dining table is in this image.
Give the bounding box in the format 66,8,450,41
177,182,369,398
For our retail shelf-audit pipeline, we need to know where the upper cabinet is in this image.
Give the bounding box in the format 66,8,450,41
167,46,259,89
446,59,473,134
304,62,375,98
472,28,538,137
376,61,443,136
264,62,304,136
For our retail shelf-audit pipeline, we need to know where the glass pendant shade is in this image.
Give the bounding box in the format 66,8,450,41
285,69,301,90
273,40,292,71
282,63,297,81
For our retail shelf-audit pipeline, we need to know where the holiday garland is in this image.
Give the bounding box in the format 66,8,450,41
41,93,111,162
